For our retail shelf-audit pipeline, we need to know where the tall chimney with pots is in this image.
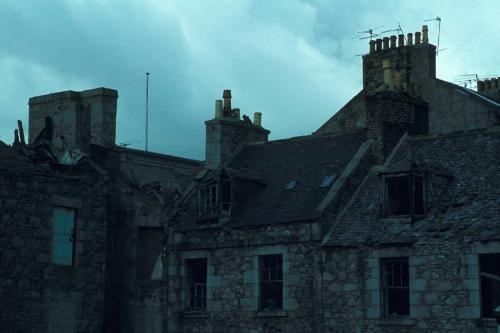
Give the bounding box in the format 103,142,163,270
362,25,436,92
205,89,270,169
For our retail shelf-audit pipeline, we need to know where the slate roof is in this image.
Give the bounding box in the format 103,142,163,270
180,132,367,228
0,141,35,172
324,128,500,246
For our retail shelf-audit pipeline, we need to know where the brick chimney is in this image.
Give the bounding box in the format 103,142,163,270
366,91,428,164
363,25,436,93
205,90,270,169
28,88,118,150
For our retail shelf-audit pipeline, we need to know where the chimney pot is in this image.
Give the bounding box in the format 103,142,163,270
407,33,413,46
415,32,421,44
383,37,390,50
215,100,223,119
223,89,232,110
253,112,262,127
485,79,491,90
369,40,375,54
477,80,485,92
375,38,382,52
233,108,241,120
422,25,429,43
382,59,393,89
398,34,404,47
390,35,397,48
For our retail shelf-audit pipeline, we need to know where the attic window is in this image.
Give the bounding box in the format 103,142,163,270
384,173,425,217
320,175,337,188
285,180,297,190
198,182,217,218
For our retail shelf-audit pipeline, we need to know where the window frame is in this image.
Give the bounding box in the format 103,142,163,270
383,172,426,218
381,257,410,318
197,173,233,223
51,206,76,266
259,254,283,311
479,253,500,320
185,258,208,311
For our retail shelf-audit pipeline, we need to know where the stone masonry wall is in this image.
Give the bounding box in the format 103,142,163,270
168,222,323,333
321,243,497,333
0,168,108,333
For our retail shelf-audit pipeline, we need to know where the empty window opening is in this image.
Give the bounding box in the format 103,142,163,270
479,253,500,319
381,258,409,317
136,227,164,280
385,174,425,217
186,258,207,310
198,182,217,217
260,254,283,310
386,176,410,215
52,207,76,266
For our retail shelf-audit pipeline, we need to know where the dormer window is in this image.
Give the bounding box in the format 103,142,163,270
197,173,232,224
384,173,425,217
198,181,218,218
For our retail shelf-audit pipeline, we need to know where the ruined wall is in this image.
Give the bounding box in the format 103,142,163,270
168,222,323,333
0,168,108,333
28,88,118,149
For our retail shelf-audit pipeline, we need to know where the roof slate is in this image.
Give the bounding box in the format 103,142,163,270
217,132,367,226
324,128,500,246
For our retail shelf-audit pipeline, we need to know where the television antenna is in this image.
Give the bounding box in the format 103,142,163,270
454,73,500,89
119,140,142,147
380,22,405,38
424,16,442,55
355,26,384,40
145,72,150,152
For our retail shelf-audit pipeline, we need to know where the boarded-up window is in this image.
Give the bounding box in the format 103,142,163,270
260,254,283,310
480,253,500,319
136,227,164,280
381,258,409,317
52,207,75,266
186,258,207,310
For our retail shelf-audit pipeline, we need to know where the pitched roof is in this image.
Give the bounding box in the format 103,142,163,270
324,128,500,247
217,132,367,226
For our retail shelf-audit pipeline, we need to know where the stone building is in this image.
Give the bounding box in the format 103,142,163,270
1,24,500,333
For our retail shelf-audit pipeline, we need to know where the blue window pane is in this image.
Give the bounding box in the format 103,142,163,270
52,207,75,265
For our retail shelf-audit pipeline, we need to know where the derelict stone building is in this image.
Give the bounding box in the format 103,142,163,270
1,25,500,332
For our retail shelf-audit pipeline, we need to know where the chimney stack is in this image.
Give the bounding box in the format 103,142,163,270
383,59,393,89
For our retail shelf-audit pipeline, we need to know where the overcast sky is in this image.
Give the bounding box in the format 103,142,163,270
1,0,498,160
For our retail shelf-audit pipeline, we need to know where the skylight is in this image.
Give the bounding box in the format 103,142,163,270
320,175,337,188
285,180,297,190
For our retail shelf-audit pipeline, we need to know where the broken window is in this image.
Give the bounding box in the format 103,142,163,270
260,254,283,310
186,258,207,310
479,253,500,319
136,227,163,280
52,207,76,266
198,182,218,217
381,258,409,317
385,174,425,217
220,178,231,217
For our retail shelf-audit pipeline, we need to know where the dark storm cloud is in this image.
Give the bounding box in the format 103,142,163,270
0,0,499,159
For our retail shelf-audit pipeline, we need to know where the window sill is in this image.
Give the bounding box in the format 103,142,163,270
376,318,415,326
182,310,209,319
255,310,287,318
475,318,498,327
